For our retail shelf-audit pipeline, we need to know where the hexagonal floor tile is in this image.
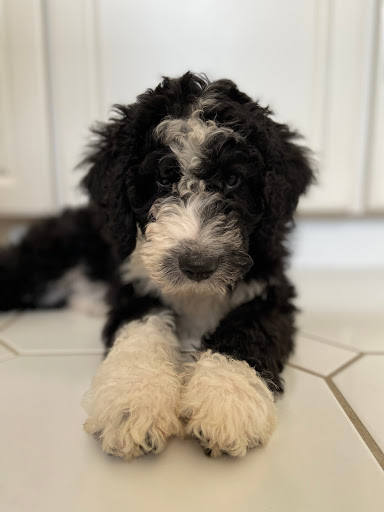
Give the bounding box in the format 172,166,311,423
291,269,384,353
291,269,384,315
0,310,105,355
333,355,384,453
298,312,384,352
1,357,383,512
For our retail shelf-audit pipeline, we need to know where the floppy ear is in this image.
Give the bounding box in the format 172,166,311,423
203,81,314,221
263,121,314,221
82,106,137,260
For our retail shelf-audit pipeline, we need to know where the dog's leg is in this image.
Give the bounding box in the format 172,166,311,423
180,279,295,457
83,310,183,460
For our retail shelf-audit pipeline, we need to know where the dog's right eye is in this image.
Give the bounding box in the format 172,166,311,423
157,167,180,189
157,176,172,188
157,154,180,188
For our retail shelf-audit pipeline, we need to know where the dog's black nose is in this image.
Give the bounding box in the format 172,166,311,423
179,254,218,281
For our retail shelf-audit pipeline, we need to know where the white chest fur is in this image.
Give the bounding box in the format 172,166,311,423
121,246,265,350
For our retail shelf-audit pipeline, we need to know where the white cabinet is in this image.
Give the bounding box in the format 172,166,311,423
0,0,55,215
0,0,382,216
367,1,384,212
299,0,377,214
44,0,102,207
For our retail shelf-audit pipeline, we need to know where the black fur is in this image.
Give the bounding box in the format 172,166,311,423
0,207,115,310
0,72,314,396
202,276,297,393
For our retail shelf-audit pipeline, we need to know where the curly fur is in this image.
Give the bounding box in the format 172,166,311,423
0,72,314,458
155,108,243,175
83,311,182,459
141,192,252,295
179,350,277,457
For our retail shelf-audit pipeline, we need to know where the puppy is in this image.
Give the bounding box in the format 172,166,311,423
0,73,314,458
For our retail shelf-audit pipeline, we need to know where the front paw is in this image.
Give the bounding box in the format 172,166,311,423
179,351,277,457
83,360,182,460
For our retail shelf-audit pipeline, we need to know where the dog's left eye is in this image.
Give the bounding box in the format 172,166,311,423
226,174,243,191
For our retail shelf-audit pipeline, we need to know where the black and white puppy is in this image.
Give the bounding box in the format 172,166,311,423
0,73,314,459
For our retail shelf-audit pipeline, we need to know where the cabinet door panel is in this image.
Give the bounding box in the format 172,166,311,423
367,0,384,212
45,0,102,207
0,0,55,215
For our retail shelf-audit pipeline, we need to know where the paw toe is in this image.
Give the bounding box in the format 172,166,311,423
139,432,159,454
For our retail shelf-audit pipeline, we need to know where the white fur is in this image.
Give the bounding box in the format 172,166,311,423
155,108,242,175
66,269,108,316
179,350,277,457
82,311,183,460
155,103,245,200
140,192,247,296
38,266,107,316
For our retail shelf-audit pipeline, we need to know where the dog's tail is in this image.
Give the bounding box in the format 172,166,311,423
0,207,115,311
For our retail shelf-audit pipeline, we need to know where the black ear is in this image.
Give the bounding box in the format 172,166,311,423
81,106,137,260
263,121,314,221
203,81,314,221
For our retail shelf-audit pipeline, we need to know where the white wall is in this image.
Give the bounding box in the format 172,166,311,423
292,219,384,269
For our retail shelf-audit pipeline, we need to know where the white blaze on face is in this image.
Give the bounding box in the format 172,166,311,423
154,107,241,176
139,105,249,295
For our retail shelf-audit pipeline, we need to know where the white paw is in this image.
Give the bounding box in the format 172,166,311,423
82,315,183,460
83,369,182,459
179,351,277,457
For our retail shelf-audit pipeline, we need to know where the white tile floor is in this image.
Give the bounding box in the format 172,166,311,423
1,270,384,512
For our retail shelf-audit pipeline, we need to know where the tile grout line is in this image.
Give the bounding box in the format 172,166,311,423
299,330,362,353
301,332,384,356
287,350,362,380
0,338,19,356
1,319,383,468
325,378,384,471
286,362,324,379
0,312,22,333
288,355,384,471
327,353,364,379
326,353,384,471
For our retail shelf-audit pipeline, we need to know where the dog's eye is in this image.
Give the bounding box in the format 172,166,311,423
157,167,180,189
157,176,173,188
226,174,242,191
